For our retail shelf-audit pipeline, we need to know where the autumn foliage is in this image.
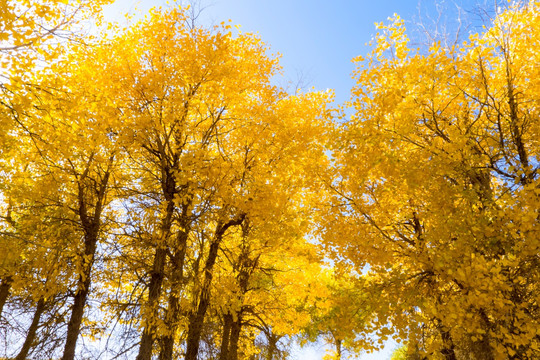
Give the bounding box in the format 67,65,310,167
328,3,540,359
1,1,539,360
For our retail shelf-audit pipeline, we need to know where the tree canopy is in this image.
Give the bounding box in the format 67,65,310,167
1,1,539,360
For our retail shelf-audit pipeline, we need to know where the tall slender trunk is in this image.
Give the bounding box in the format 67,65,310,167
220,227,256,360
16,297,46,360
61,227,99,360
137,198,175,360
158,290,180,360
227,256,251,360
0,276,13,317
159,227,189,360
506,69,531,183
185,238,220,360
266,335,277,360
137,246,167,360
439,329,457,360
185,215,245,360
1,204,15,318
219,311,243,360
265,331,281,360
61,157,112,360
218,312,242,360
228,315,242,360
475,310,495,360
334,338,342,360
219,313,233,360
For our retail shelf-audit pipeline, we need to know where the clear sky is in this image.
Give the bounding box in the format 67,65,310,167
104,0,496,105
102,1,497,359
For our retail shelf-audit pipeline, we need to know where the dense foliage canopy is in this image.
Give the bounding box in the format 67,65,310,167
1,1,538,360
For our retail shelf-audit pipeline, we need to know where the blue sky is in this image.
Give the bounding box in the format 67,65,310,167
102,1,497,359
104,0,496,104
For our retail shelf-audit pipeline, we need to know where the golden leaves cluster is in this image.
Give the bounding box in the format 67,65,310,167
329,2,540,358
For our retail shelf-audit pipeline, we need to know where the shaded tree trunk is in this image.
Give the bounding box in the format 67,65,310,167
439,329,457,360
137,134,180,360
218,313,242,360
158,284,181,360
219,313,233,360
15,297,46,360
137,246,167,360
61,158,112,360
185,215,245,360
335,338,342,360
159,226,190,360
220,224,257,360
228,315,242,360
0,276,13,317
61,225,100,360
266,335,278,360
475,310,495,360
137,193,175,360
185,238,220,360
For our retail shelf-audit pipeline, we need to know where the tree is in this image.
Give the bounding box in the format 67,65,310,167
57,6,334,360
327,2,540,359
14,56,123,360
0,0,112,162
0,0,113,324
214,218,329,360
300,268,376,360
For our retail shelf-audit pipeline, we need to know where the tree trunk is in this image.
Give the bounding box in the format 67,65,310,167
220,225,254,360
137,246,167,360
266,335,277,360
228,315,242,360
16,297,46,360
61,227,99,360
158,290,180,360
0,276,13,317
137,193,175,360
159,228,189,360
62,159,112,360
185,239,219,360
185,216,245,360
335,339,342,360
218,312,242,360
439,329,457,360
219,313,233,360
475,310,495,360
